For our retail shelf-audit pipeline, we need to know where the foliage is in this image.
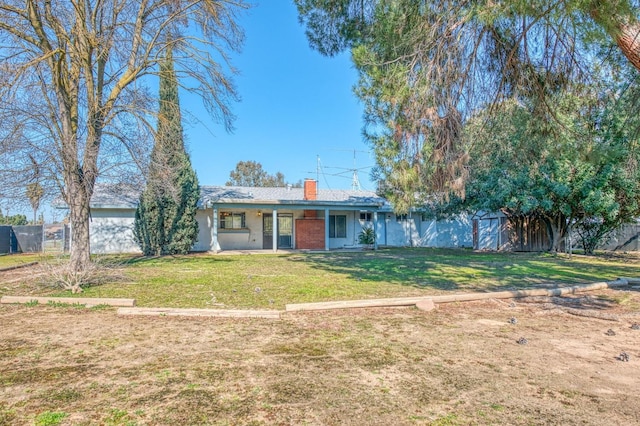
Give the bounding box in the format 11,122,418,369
226,161,301,187
0,212,27,226
573,218,614,256
134,46,200,256
0,1,246,272
295,0,640,204
461,83,640,252
358,225,376,246
26,182,44,224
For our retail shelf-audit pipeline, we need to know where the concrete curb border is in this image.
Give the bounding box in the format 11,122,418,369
285,278,632,312
3,277,637,316
1,296,136,307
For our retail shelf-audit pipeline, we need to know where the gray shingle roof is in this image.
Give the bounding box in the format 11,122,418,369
200,185,384,207
89,184,140,209
88,184,386,209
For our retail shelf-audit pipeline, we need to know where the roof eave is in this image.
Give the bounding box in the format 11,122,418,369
207,199,384,208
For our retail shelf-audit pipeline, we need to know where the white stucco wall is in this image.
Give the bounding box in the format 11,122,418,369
215,208,271,250
90,209,211,253
88,206,476,253
214,208,306,251
381,214,420,247
418,215,473,248
192,210,212,252
328,210,372,249
90,209,140,254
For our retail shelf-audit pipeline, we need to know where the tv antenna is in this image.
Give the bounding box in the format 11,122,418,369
305,150,372,191
329,148,369,191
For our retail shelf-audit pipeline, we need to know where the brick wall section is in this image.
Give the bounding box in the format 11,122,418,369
304,179,317,200
295,218,325,249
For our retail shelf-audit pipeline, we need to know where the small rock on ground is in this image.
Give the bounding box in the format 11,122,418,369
618,352,630,362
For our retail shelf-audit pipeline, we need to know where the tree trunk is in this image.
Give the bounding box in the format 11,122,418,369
69,189,92,272
549,223,562,252
589,6,640,72
615,22,640,72
543,214,567,252
63,118,101,273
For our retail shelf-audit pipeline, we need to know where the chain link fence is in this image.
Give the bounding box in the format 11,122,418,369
0,224,70,254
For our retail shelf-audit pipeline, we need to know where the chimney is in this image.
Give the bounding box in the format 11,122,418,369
303,179,317,201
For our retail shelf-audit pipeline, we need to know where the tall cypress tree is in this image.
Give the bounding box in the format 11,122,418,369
134,44,200,255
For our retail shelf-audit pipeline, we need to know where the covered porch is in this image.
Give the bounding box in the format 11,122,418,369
206,203,382,253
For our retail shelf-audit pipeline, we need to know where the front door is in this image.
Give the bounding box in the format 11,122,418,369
277,214,293,248
263,214,293,249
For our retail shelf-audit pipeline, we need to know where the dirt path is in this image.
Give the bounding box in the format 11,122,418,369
2,288,640,425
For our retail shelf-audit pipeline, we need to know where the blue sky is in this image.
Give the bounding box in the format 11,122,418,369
183,1,375,191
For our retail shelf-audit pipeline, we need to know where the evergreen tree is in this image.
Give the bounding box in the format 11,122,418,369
134,45,200,256
296,0,640,202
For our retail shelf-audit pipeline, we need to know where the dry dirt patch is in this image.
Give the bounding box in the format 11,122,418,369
1,288,640,425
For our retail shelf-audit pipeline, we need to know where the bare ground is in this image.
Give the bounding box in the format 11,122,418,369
2,286,640,425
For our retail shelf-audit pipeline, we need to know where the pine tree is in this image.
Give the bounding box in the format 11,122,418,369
134,44,200,255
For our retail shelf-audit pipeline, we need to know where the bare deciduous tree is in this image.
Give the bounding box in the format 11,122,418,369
0,0,247,271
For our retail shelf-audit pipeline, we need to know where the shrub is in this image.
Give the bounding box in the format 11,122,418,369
37,256,126,293
358,225,376,247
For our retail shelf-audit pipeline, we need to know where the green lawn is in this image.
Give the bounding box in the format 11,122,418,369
0,253,43,269
49,248,640,309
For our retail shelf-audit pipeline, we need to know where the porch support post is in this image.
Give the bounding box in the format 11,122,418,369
212,206,219,253
324,208,330,251
373,211,379,251
272,209,278,253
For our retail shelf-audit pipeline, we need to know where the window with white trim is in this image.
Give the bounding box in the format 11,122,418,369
329,215,347,238
359,212,372,222
220,212,246,229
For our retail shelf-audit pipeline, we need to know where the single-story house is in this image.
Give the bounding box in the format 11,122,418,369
87,179,474,254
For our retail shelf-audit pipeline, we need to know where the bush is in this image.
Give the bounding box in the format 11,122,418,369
358,225,376,247
37,256,126,293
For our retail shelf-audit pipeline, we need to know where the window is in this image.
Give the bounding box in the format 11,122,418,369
220,212,246,229
359,212,372,222
329,215,347,238
396,214,408,222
